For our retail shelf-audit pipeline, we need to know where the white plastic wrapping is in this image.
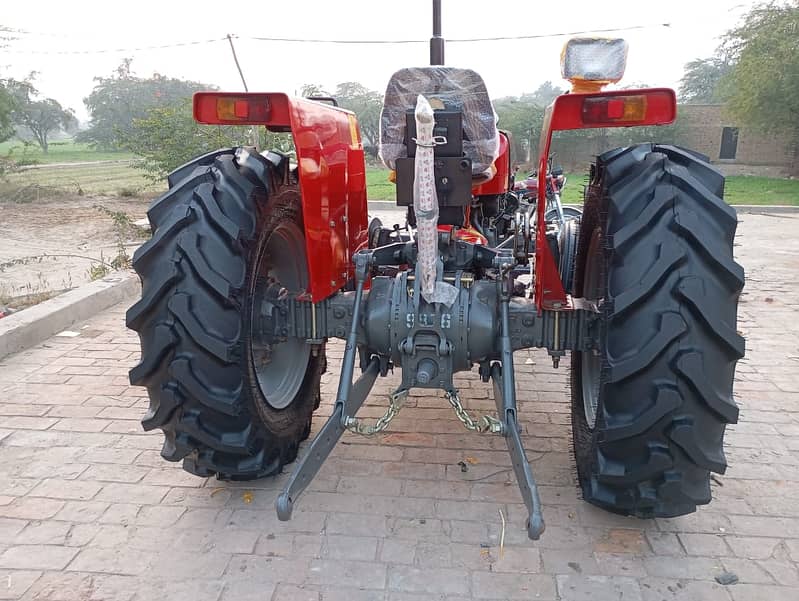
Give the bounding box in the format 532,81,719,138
413,95,458,307
379,67,500,175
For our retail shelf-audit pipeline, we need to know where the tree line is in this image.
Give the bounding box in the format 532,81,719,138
1,1,796,175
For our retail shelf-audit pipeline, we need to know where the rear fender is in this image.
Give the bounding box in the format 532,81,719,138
193,92,368,302
533,88,677,310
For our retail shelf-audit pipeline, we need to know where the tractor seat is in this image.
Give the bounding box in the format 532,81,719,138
378,67,500,175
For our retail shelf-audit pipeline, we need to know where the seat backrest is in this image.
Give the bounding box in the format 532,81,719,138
378,67,500,175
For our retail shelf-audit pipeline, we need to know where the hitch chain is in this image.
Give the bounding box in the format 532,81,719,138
343,389,502,436
446,390,502,434
344,389,409,436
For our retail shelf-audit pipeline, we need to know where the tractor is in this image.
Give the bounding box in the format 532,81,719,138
127,1,744,540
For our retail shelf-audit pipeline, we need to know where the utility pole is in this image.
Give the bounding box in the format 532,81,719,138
226,34,261,149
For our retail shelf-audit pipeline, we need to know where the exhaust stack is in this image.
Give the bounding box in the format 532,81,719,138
430,0,444,65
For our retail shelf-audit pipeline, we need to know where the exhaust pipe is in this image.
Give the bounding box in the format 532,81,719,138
430,0,445,65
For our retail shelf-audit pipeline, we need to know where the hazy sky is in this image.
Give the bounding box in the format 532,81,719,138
1,0,757,122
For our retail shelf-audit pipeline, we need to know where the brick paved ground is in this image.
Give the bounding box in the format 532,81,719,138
1,212,798,601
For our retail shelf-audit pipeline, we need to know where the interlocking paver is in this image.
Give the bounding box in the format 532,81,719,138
728,583,797,601
0,214,797,598
557,574,642,601
94,483,168,505
0,570,41,600
12,521,71,546
219,579,277,601
757,559,799,587
0,546,78,571
28,479,102,501
678,533,732,557
638,577,733,601
724,535,781,559
323,534,379,561
388,565,468,595
472,571,557,599
0,498,64,521
66,547,153,576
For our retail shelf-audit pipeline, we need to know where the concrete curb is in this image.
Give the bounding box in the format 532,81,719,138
0,271,140,361
368,200,799,214
368,201,403,212
734,205,799,214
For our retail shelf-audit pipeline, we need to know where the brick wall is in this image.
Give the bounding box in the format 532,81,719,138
677,104,796,171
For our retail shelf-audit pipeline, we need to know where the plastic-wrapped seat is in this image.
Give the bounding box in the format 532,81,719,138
378,67,500,175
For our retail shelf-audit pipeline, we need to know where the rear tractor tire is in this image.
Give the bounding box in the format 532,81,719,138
127,148,324,480
570,144,744,517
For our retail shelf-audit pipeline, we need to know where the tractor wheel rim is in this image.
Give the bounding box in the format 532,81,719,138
545,206,582,223
581,229,602,429
251,222,310,410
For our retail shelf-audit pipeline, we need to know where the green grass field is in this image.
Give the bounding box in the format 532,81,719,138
2,141,796,205
365,169,799,206
366,166,397,201
0,139,135,165
723,176,799,205
4,161,157,196
367,170,585,203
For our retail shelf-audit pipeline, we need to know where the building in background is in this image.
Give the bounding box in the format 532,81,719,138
678,105,797,177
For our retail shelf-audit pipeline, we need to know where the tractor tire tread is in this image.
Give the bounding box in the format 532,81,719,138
128,149,322,480
571,143,743,518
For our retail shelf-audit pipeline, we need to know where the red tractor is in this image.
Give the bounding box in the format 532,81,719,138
128,2,743,540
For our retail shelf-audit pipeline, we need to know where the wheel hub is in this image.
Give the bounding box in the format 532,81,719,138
250,223,310,410
581,229,603,429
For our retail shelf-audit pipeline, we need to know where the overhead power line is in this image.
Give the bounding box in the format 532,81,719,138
248,23,670,44
1,37,228,55
2,23,670,55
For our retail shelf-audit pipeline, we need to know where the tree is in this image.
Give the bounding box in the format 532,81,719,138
0,82,14,144
7,78,77,153
299,83,330,97
678,58,732,103
78,59,211,150
491,84,566,164
333,82,383,149
493,96,544,163
0,25,17,144
528,81,565,107
120,98,251,179
720,1,799,165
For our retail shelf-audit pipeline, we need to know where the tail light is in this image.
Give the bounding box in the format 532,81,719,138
550,88,677,130
193,92,271,125
583,95,647,124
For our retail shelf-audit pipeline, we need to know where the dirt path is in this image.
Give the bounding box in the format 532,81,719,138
0,194,150,308
18,159,132,170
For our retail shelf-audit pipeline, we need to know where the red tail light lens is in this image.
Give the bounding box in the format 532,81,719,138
549,88,677,131
582,95,647,124
193,93,271,124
